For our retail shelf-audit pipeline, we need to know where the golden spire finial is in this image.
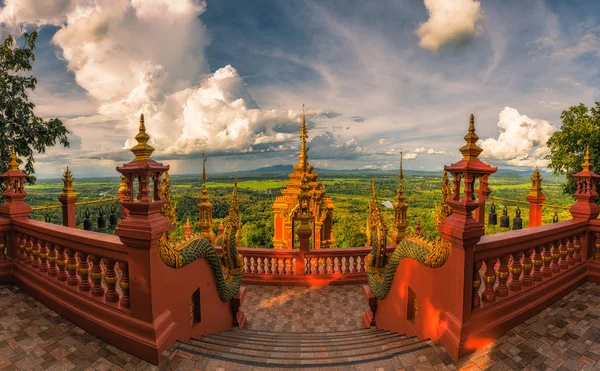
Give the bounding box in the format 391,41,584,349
8,145,19,171
299,104,309,168
582,145,592,172
202,153,207,188
61,166,75,197
528,166,544,196
371,177,377,202
399,150,404,182
131,113,155,160
459,113,483,160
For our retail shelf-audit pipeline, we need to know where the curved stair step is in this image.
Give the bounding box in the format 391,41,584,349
191,332,405,351
206,329,397,344
189,334,414,355
177,338,431,368
231,327,375,337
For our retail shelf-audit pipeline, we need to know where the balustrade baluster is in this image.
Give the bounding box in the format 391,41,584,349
509,252,522,291
533,245,544,280
573,235,582,263
119,262,130,309
243,257,248,273
359,256,365,273
318,257,325,274
31,237,40,268
521,248,533,286
333,257,339,273
39,241,49,273
304,257,308,274
550,242,560,274
47,243,57,277
265,257,272,274
104,259,119,302
278,258,284,274
566,237,575,266
482,258,496,302
472,261,482,309
558,239,568,270
18,234,26,262
249,257,256,273
25,236,33,265
495,255,509,297
67,249,79,286
257,257,264,274
56,245,68,281
285,258,292,275
351,256,357,273
90,256,105,297
595,233,600,261
271,258,277,274
292,258,296,274
311,257,317,274
78,252,91,291
345,256,351,273
326,257,333,274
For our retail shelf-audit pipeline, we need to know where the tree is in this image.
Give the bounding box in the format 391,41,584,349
546,102,600,202
0,31,69,183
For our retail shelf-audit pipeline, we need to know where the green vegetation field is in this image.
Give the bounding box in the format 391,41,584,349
26,170,574,247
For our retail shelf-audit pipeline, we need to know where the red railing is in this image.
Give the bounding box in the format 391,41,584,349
234,246,395,285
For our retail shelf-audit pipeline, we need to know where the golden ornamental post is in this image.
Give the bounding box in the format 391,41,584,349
58,167,78,228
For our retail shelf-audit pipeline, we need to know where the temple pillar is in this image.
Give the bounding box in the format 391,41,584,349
526,167,546,227
437,114,497,359
474,174,491,225
569,146,600,220
59,167,77,228
0,146,31,220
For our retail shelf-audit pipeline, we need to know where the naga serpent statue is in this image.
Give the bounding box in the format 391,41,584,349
158,173,243,302
366,175,451,300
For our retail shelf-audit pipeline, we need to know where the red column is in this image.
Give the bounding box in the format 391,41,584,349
526,167,545,227
569,146,600,220
59,195,77,227
475,174,491,225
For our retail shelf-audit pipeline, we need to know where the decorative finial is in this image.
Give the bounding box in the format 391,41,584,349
582,145,592,172
130,113,155,160
8,145,19,171
202,153,207,188
61,167,76,197
371,177,378,202
459,113,483,160
399,150,404,182
299,104,309,168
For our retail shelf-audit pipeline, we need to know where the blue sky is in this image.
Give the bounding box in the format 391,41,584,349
0,0,599,178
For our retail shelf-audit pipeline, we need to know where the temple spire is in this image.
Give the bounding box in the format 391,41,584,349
202,153,207,190
299,104,309,170
459,113,483,160
131,113,155,160
8,145,19,171
582,145,592,172
399,150,404,182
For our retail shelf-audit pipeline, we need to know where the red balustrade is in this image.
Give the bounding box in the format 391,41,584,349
231,246,395,286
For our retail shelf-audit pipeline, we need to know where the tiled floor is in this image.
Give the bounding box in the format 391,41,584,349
241,284,368,332
1,281,600,370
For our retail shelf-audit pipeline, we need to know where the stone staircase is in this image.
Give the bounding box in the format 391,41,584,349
176,328,432,368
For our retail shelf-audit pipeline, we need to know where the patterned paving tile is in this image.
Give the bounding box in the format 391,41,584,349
2,281,600,370
242,284,368,332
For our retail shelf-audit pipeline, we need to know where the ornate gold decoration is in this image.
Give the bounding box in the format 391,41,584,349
189,295,195,327
118,175,128,195
198,153,215,240
8,145,19,171
61,167,76,197
161,172,177,226
130,113,155,160
435,170,453,225
459,114,483,160
272,105,334,249
393,151,409,242
582,145,592,172
528,166,544,197
365,178,388,269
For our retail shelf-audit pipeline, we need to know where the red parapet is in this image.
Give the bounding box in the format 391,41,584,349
569,146,600,220
0,145,31,220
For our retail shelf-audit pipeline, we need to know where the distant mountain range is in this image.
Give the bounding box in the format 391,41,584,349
236,164,556,177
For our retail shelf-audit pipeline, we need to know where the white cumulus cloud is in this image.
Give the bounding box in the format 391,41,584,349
479,107,556,168
416,0,483,52
2,0,339,161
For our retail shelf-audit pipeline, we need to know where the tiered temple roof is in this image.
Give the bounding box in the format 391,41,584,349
272,105,334,249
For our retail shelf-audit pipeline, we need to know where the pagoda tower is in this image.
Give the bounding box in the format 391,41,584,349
272,105,335,249
198,153,215,241
393,151,409,244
